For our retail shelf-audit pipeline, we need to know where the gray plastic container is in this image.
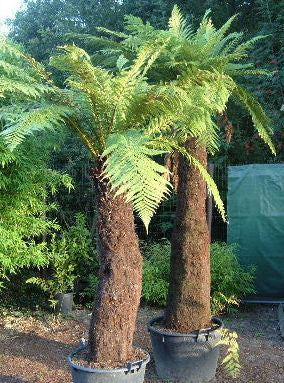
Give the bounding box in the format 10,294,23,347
148,316,223,383
56,292,73,315
68,346,150,383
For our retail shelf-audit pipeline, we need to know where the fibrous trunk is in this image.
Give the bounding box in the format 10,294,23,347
88,163,142,363
165,138,211,333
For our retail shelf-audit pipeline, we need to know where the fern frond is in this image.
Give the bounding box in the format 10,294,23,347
233,35,269,57
218,329,241,378
0,38,53,84
124,15,154,36
68,119,99,157
0,105,72,150
96,27,129,39
153,137,226,221
233,85,275,154
168,5,193,40
65,32,123,51
183,149,226,221
0,77,52,99
0,60,37,84
102,131,172,231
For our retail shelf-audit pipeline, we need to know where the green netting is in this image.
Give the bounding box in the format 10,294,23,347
228,164,284,299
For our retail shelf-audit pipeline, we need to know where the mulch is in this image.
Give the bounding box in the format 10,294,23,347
0,304,282,382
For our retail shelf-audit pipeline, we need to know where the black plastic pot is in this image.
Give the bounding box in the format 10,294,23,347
56,292,73,315
68,345,150,383
148,316,223,383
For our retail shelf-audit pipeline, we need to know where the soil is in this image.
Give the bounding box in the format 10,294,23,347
0,304,282,383
153,318,219,334
72,347,147,369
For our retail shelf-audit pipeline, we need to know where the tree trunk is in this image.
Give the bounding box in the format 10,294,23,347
88,163,142,364
165,138,211,333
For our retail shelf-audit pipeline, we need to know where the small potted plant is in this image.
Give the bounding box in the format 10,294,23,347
27,213,93,314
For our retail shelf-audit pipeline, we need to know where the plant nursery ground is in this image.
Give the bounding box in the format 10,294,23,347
0,304,282,383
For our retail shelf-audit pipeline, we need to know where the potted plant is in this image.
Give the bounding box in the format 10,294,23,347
0,38,186,382
27,213,92,314
145,9,274,382
94,6,275,382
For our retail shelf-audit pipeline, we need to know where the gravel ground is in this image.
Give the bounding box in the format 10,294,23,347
0,304,282,382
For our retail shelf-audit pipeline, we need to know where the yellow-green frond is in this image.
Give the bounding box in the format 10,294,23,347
233,85,275,155
102,130,172,231
0,105,71,150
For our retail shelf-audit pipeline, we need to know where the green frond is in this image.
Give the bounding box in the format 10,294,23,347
124,15,153,36
233,85,275,155
153,137,226,221
109,43,166,130
96,27,129,39
233,35,269,57
68,119,99,158
0,60,37,83
197,14,238,56
0,105,71,150
195,9,215,40
180,146,225,221
0,77,51,99
219,329,241,378
102,131,172,231
213,31,244,56
0,38,52,84
65,32,123,51
168,5,193,40
215,14,238,40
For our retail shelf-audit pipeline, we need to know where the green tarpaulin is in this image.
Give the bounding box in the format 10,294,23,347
228,164,284,300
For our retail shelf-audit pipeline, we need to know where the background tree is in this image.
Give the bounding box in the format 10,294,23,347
8,0,123,62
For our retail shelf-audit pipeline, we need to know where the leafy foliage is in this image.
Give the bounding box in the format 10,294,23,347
141,240,255,313
26,213,95,299
0,36,223,230
141,240,170,306
211,242,256,314
1,7,276,231
8,0,123,62
0,39,73,290
0,138,72,289
0,39,175,228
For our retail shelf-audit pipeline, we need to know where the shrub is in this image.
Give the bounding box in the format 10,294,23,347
142,240,255,314
142,240,170,306
26,213,97,307
211,242,255,314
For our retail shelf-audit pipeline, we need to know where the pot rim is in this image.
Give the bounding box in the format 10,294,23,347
68,345,150,374
148,316,223,338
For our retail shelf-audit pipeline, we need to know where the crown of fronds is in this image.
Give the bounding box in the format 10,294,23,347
0,38,181,229
82,4,276,221
92,5,275,155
